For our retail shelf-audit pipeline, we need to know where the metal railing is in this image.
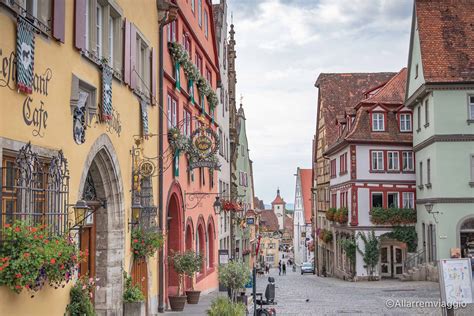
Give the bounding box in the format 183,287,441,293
404,248,426,270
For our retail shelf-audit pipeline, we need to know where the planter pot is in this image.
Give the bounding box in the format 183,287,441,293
185,290,201,304
123,301,145,316
169,295,187,311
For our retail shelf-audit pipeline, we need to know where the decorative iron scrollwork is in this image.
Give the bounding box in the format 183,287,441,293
82,172,97,201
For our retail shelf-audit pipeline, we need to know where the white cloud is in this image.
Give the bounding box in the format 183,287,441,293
227,0,412,204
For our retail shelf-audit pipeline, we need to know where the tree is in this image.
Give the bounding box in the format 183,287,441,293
218,261,250,302
339,237,356,277
357,231,380,281
169,251,204,295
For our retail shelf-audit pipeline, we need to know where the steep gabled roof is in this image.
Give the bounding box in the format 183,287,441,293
315,73,396,147
325,69,412,155
260,210,279,232
360,68,407,106
415,0,474,83
299,169,313,224
271,189,285,205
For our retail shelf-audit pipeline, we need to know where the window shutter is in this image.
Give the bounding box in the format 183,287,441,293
123,19,131,85
151,47,157,105
53,0,65,43
130,23,137,90
74,0,86,50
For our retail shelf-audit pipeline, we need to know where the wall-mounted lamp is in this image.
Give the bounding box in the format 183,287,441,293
129,200,143,229
424,202,439,223
213,196,221,215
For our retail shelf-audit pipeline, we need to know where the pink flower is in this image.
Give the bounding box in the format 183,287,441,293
14,227,20,233
133,239,138,243
50,258,56,264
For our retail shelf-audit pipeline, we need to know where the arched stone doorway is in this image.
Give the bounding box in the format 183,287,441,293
458,217,474,258
166,182,184,296
78,134,125,315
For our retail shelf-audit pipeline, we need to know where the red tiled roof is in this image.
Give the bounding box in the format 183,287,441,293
315,72,396,147
325,69,412,155
362,68,407,105
299,169,313,224
260,210,279,232
415,0,474,83
271,190,285,205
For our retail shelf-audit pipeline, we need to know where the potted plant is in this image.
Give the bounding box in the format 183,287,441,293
66,276,97,316
218,261,250,302
181,251,205,304
206,296,246,316
123,272,145,316
168,251,204,310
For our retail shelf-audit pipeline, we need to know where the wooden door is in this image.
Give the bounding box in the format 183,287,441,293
132,258,148,313
79,209,96,301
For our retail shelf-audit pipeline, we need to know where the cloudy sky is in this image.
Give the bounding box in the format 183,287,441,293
221,0,413,205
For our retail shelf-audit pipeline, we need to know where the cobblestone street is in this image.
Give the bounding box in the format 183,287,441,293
253,267,473,315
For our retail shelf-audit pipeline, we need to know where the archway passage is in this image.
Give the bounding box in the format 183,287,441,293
207,218,215,269
184,219,194,290
460,218,474,258
167,193,183,296
196,222,206,274
78,139,125,315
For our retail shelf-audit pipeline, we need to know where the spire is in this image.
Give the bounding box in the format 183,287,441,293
272,188,285,205
277,187,280,196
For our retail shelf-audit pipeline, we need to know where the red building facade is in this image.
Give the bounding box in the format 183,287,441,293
162,0,220,301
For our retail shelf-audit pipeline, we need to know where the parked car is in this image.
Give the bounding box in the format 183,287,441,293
301,262,314,275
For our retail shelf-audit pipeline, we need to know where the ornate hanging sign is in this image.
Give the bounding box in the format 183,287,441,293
187,116,220,171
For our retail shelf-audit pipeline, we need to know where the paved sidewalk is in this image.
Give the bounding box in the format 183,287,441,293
164,290,223,315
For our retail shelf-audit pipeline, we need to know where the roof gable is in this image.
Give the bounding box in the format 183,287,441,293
415,0,474,84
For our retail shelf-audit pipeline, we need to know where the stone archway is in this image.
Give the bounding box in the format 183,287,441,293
78,134,124,316
166,182,184,296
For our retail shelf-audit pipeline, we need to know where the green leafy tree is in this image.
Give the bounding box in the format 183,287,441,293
207,297,246,316
218,261,250,302
169,251,204,295
66,276,96,316
357,231,380,281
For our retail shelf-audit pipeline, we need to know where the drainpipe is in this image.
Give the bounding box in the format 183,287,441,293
157,1,178,313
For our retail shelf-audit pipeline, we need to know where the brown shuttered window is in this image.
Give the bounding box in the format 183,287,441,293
53,0,65,43
74,0,86,51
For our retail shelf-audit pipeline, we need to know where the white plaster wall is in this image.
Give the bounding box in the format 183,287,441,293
356,144,416,182
355,229,391,278
329,146,351,187
357,188,370,226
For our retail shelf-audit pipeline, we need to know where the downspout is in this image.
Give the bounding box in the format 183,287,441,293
158,19,165,313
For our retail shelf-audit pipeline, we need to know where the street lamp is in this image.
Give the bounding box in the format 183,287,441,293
72,200,90,225
213,196,221,215
424,202,439,223
129,200,143,228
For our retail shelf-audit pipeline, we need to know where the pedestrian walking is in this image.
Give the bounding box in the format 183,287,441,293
278,260,282,276
265,264,270,275
282,263,287,275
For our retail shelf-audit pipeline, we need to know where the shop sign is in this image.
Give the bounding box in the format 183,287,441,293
1,49,52,137
187,117,220,171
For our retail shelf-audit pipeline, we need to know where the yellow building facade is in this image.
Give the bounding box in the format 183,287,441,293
0,1,163,315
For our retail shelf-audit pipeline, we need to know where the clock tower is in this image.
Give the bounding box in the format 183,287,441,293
271,188,286,230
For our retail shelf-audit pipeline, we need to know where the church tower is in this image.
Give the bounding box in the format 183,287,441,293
272,188,286,230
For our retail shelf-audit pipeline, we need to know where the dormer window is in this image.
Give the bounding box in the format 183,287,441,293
372,113,385,131
400,113,412,132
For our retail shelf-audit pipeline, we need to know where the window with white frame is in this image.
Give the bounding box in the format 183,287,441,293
371,151,384,171
96,3,103,58
400,113,412,132
198,0,202,27
402,151,414,171
471,155,474,183
219,129,224,156
183,109,191,136
372,113,385,131
204,10,209,38
371,193,383,208
168,20,177,42
18,0,52,29
135,32,151,94
387,192,399,208
387,151,399,171
402,192,414,209
469,95,474,120
167,94,177,128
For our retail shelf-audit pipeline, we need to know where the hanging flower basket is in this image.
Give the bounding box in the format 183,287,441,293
168,127,189,153
168,42,189,64
0,221,85,296
131,228,164,258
